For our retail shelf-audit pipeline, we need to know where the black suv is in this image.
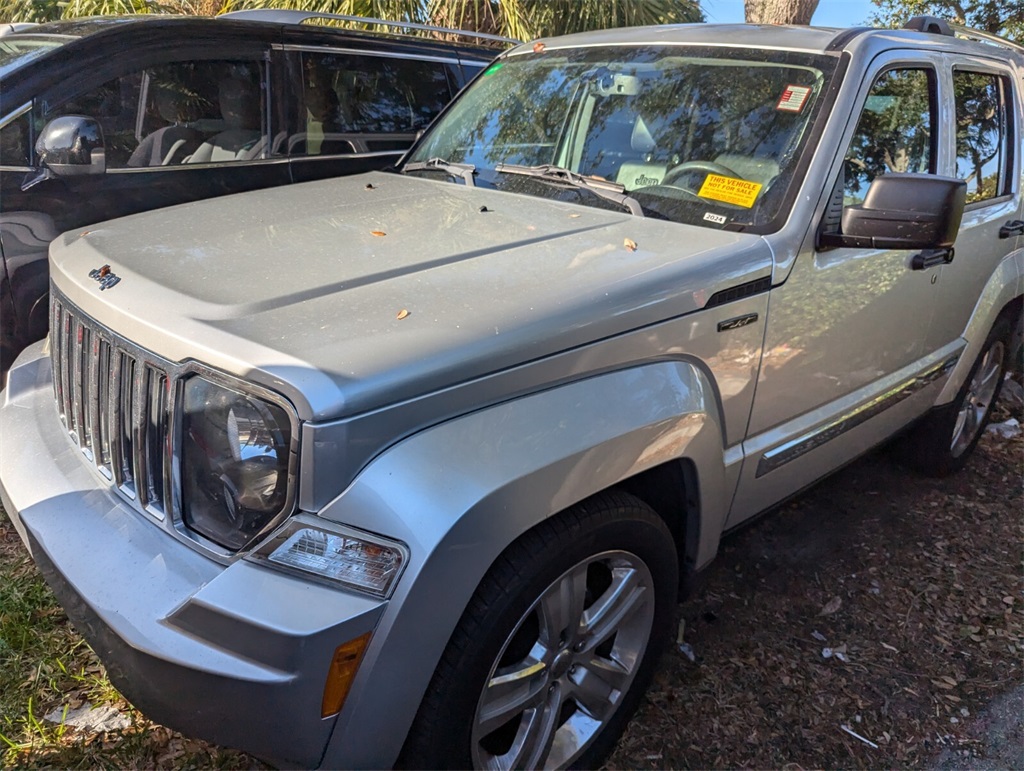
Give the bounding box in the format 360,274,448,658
0,11,504,369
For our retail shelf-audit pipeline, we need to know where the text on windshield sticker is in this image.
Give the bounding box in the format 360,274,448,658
697,174,763,208
776,84,811,112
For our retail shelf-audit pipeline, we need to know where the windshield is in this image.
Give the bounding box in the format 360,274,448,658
0,34,73,79
406,45,837,230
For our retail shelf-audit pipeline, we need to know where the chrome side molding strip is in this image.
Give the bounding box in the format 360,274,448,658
756,352,961,477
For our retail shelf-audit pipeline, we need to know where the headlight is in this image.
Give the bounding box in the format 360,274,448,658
249,518,407,598
181,375,296,550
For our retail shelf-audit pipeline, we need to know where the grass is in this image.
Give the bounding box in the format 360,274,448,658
0,505,256,768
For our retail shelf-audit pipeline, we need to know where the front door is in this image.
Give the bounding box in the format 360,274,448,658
730,56,946,525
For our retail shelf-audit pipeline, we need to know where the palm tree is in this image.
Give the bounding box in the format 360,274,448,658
0,0,703,37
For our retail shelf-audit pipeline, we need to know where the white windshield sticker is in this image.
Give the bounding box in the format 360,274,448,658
703,212,727,224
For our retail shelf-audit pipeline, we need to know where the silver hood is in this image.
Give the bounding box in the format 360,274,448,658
50,172,772,420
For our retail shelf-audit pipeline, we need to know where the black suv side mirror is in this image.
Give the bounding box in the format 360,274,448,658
36,115,106,176
819,174,967,250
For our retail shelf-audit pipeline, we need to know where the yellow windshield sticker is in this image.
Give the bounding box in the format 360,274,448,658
697,174,763,208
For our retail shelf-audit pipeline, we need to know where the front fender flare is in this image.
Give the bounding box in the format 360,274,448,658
317,360,729,768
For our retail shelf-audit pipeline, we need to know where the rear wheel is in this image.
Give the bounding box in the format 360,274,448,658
400,491,678,770
902,317,1010,476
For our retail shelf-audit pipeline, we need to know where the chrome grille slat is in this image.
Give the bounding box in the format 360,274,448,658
96,338,113,477
52,297,176,515
144,367,168,514
79,324,94,459
119,353,137,497
70,314,82,440
50,298,65,418
59,305,74,432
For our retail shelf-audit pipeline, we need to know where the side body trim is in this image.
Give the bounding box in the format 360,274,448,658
756,351,960,477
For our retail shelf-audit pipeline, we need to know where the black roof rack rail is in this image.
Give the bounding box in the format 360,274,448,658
219,9,519,46
903,15,954,35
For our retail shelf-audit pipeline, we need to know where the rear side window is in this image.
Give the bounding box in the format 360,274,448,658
843,68,935,206
954,70,1011,203
291,51,453,156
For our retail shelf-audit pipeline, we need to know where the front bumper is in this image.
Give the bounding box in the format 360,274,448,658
0,345,385,768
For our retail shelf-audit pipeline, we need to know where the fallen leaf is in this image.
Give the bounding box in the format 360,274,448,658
820,596,842,615
396,309,410,320
624,238,638,251
371,230,387,237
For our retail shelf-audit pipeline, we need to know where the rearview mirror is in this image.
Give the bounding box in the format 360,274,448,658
819,174,966,250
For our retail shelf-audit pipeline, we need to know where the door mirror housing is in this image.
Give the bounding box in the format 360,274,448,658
819,174,966,250
35,115,106,176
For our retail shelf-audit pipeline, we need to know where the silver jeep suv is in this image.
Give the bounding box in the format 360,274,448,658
1,16,1022,770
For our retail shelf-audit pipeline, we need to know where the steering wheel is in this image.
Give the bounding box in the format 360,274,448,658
661,160,741,194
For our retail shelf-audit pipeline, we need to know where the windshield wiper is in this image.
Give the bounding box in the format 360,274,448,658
403,157,476,187
495,163,644,217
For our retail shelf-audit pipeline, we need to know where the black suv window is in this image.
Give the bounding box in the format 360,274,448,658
953,70,1011,203
291,51,453,156
40,59,266,168
0,109,31,168
843,68,935,206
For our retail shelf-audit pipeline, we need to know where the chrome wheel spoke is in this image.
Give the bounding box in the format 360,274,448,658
538,564,587,647
570,657,629,721
976,357,1000,396
503,683,562,771
477,657,548,737
951,341,1004,456
581,567,646,645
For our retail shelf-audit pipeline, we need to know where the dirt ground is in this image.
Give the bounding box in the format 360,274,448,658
609,392,1023,770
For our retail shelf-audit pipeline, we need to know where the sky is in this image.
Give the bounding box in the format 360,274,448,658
702,0,880,27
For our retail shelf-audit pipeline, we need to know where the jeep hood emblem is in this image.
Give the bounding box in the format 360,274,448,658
88,264,120,290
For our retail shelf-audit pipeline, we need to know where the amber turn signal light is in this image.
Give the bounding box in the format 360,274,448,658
322,632,372,717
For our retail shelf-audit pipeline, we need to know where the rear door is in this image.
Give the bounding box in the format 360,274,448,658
927,54,1022,350
281,44,465,184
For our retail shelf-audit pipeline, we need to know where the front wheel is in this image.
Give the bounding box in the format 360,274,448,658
901,316,1010,476
399,491,678,770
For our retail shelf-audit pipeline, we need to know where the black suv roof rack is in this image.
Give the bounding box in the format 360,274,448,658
902,14,1023,52
220,9,518,46
902,15,953,35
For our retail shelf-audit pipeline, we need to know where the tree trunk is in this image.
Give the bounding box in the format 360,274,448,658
744,0,820,25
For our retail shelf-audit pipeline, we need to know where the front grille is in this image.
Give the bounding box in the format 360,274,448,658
50,294,173,518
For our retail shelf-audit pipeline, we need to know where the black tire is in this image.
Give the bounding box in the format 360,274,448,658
901,316,1011,477
398,491,678,770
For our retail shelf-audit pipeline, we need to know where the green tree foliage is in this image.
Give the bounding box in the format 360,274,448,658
0,0,703,38
870,0,1023,42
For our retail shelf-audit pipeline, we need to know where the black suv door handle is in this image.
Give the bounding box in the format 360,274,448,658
910,247,954,270
999,220,1024,238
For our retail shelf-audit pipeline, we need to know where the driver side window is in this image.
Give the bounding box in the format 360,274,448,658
39,59,266,169
843,68,935,206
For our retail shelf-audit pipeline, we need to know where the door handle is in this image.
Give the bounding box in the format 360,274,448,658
910,247,954,270
999,220,1024,238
